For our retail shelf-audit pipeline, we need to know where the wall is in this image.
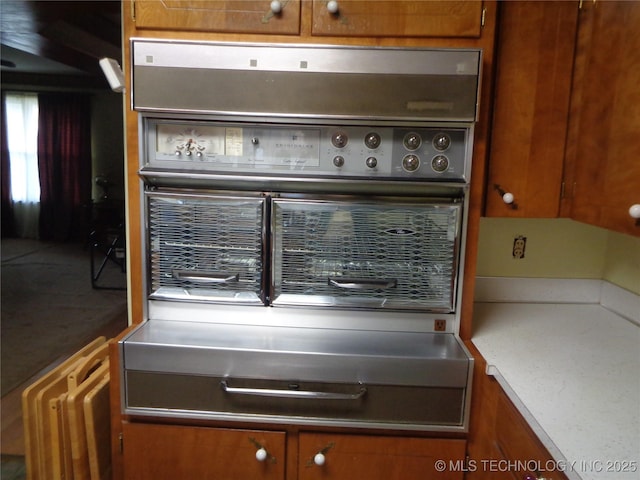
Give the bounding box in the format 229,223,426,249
476,218,640,295
90,91,125,202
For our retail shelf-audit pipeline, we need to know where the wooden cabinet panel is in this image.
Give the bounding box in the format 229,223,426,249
485,1,578,217
564,0,640,236
133,0,301,34
298,432,465,480
465,343,568,480
311,0,483,38
495,394,568,480
122,422,286,479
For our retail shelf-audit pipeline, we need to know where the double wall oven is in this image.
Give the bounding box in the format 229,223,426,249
120,40,481,432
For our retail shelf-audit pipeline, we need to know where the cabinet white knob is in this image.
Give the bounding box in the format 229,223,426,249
327,0,339,14
255,447,268,462
502,192,515,205
629,204,640,219
314,452,326,466
270,0,282,13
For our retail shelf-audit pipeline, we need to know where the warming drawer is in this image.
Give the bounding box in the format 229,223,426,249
120,320,473,432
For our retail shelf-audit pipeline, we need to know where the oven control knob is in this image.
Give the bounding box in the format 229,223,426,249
402,154,420,172
314,453,326,466
175,151,181,156
185,150,192,156
366,157,377,169
433,133,451,151
333,155,345,167
251,137,260,145
331,132,348,148
403,132,422,151
364,132,381,149
431,155,449,173
256,448,268,462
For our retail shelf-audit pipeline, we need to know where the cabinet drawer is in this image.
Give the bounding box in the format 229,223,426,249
311,0,483,38
133,0,301,34
299,432,465,480
122,422,285,479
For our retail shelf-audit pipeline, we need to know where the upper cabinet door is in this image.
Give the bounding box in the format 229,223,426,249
311,0,483,37
485,1,579,217
133,0,301,34
564,0,640,236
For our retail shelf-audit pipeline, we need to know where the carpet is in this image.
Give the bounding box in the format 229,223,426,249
1,239,128,396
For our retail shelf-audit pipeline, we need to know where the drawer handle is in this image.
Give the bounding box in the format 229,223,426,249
172,270,239,284
221,381,366,400
249,437,276,464
328,277,397,290
493,183,517,210
306,442,335,467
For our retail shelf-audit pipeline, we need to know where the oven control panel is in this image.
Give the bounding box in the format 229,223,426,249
142,119,471,182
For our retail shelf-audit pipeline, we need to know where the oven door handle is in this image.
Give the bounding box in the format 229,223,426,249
220,381,367,401
173,270,239,284
328,277,397,290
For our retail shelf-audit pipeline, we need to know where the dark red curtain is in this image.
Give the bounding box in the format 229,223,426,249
37,93,92,241
1,92,17,237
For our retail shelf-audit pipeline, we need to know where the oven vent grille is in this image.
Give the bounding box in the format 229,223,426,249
272,200,460,311
148,194,265,303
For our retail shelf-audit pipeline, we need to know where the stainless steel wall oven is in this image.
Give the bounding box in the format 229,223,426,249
120,40,481,432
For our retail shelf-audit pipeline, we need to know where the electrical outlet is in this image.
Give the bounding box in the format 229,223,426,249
434,319,447,332
513,235,526,259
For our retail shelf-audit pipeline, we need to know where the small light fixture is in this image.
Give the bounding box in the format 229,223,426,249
99,57,125,93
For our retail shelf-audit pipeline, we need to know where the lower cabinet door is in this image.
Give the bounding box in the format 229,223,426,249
122,422,286,480
298,432,466,480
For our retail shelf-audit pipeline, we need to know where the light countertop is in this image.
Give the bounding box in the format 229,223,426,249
472,300,640,480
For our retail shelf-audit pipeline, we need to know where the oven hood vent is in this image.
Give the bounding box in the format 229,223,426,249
131,40,481,123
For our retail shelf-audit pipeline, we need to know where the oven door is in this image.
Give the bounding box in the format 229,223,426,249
271,196,462,311
146,190,267,305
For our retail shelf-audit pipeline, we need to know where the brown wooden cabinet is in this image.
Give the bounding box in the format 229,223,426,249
311,0,484,38
487,1,640,237
132,0,301,34
298,432,466,480
119,421,466,480
485,1,578,218
562,0,640,236
493,394,569,480
121,422,287,479
465,342,568,480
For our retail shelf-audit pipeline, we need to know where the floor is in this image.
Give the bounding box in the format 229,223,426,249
0,239,129,479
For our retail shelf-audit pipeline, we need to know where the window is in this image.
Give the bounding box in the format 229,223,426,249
5,92,40,237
